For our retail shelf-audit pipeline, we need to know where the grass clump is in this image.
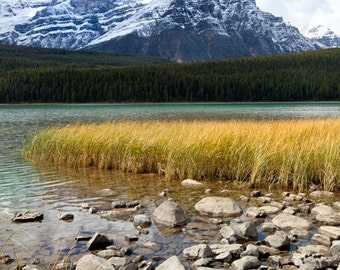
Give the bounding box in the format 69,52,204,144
24,119,340,191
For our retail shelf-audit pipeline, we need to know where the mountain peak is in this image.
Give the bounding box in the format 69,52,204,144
0,0,318,61
306,25,340,48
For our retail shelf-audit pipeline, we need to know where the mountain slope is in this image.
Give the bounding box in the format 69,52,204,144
0,0,317,61
306,25,340,48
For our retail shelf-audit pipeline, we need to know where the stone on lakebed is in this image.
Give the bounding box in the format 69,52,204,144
194,197,242,217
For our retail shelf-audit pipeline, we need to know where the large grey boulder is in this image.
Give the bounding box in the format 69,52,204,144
272,213,312,229
194,197,242,217
265,231,290,250
183,244,214,260
231,256,261,270
152,200,187,227
75,254,115,270
156,256,186,270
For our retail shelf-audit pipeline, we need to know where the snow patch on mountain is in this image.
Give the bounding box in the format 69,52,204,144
306,25,340,48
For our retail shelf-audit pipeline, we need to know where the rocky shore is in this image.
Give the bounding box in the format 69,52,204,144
4,179,340,270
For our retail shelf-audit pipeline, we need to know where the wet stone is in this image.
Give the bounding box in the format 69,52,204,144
58,213,74,221
87,232,113,251
290,227,309,238
152,200,187,227
12,211,44,223
133,214,152,228
194,197,242,217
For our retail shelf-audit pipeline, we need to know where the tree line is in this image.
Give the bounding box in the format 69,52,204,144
0,45,339,103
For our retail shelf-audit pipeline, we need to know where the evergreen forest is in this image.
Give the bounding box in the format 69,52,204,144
0,44,339,103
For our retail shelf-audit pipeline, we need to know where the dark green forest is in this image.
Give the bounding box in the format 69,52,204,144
0,44,339,103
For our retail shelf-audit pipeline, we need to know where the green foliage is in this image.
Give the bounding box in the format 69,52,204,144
0,45,340,102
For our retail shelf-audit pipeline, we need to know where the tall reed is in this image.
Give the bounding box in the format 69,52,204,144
24,119,340,191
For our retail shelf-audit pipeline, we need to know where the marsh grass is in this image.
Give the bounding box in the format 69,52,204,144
24,119,340,191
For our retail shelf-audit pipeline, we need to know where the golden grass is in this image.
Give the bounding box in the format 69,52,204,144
24,119,340,191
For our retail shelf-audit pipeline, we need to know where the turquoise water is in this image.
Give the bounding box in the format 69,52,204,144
0,102,339,265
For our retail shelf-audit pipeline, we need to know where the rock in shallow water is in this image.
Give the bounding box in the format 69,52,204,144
265,231,290,250
152,200,187,227
194,197,242,217
272,213,312,229
86,232,113,251
12,211,43,223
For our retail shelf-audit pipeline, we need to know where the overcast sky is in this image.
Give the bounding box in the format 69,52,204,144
256,0,340,35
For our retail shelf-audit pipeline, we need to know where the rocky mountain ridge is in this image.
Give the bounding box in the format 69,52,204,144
306,25,340,49
0,0,326,61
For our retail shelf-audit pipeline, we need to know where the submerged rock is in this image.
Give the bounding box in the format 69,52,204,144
152,200,187,227
12,211,43,223
194,197,242,217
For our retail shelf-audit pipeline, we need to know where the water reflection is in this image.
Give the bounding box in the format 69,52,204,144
1,103,340,266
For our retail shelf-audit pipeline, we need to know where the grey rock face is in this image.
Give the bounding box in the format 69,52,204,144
152,200,187,227
75,254,115,270
265,231,290,250
231,255,261,270
183,244,214,260
330,240,340,256
195,197,242,217
272,213,312,229
12,211,43,223
133,214,152,228
0,0,318,62
86,232,113,251
155,256,186,270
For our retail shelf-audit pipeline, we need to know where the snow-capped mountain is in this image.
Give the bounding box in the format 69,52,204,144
0,0,318,61
306,25,340,48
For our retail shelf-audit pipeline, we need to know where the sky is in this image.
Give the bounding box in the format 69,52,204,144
256,0,340,36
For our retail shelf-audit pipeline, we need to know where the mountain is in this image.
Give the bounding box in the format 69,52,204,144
306,25,340,49
0,0,317,61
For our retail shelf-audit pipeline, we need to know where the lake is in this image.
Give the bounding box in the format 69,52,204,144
1,102,340,266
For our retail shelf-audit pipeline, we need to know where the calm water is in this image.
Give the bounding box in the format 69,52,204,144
0,103,340,266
